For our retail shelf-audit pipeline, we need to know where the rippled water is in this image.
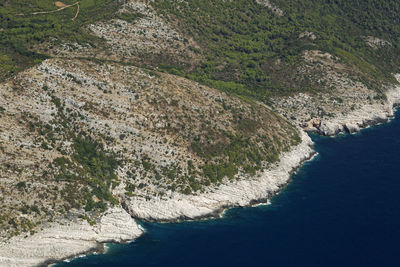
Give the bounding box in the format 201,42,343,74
58,110,400,267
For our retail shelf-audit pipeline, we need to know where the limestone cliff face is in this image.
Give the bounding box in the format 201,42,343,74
1,1,400,266
0,57,299,256
0,207,142,267
271,51,400,136
312,81,400,136
123,131,314,221
0,57,307,266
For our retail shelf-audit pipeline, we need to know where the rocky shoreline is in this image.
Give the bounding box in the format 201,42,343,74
122,130,315,222
303,75,400,136
1,77,400,267
0,207,143,267
0,130,314,267
121,77,400,225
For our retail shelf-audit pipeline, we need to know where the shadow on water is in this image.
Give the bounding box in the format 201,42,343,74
58,110,400,267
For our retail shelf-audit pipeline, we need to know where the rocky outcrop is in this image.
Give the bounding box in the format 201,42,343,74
0,57,303,266
0,207,142,267
364,36,392,50
255,0,284,16
271,49,400,137
307,76,400,136
123,131,314,221
299,31,317,40
46,0,202,66
0,130,313,267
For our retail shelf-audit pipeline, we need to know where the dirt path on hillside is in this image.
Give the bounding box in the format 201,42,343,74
71,2,80,21
17,2,80,21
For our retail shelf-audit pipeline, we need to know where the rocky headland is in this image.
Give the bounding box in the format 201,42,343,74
1,0,400,266
1,73,400,265
0,57,302,266
0,207,142,267
0,128,313,266
273,75,400,136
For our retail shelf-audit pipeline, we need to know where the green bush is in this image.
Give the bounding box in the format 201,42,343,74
153,0,400,98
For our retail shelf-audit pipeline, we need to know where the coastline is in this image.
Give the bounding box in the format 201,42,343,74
0,207,143,267
0,130,315,267
123,130,315,222
1,79,400,266
305,75,400,136
122,77,400,223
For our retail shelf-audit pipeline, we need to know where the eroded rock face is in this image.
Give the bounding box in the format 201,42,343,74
319,121,342,136
299,31,317,40
271,50,400,136
343,124,360,134
0,207,142,267
273,89,398,136
275,78,400,137
123,131,314,221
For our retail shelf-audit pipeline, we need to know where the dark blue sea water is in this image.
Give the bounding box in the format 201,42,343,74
58,110,400,267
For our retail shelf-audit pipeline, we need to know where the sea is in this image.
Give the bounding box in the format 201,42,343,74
57,110,400,267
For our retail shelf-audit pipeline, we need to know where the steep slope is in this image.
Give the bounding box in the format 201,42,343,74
0,207,142,267
0,56,312,265
0,57,301,238
1,0,400,265
149,0,400,96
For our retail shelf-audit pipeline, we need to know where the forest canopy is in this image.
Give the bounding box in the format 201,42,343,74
1,0,400,99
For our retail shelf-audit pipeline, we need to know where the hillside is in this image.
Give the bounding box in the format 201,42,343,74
0,56,300,239
1,0,400,265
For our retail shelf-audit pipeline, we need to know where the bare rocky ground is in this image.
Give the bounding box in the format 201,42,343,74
38,0,202,68
271,50,400,135
0,56,299,266
0,2,303,265
255,0,284,16
2,0,400,266
0,207,142,267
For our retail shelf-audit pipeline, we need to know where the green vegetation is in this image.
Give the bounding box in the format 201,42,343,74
3,0,400,239
16,181,26,189
193,134,261,181
152,0,400,99
79,214,96,226
0,0,119,80
115,11,144,24
54,136,119,212
192,130,286,184
2,0,399,97
184,104,300,187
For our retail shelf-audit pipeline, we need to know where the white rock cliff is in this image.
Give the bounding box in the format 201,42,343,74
0,207,142,267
